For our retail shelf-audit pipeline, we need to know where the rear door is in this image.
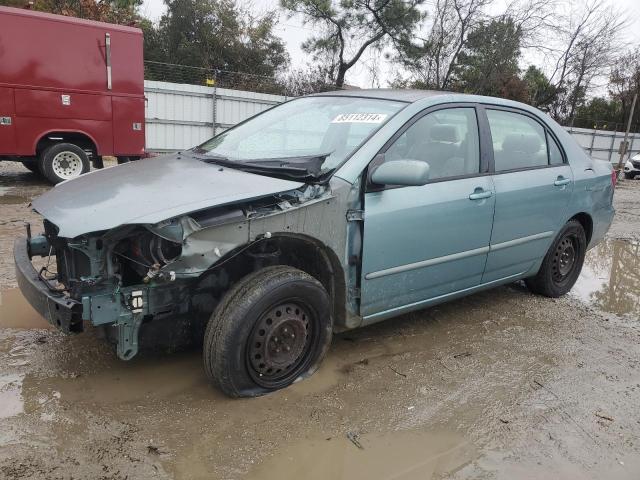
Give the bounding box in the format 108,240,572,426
482,107,573,283
112,96,145,156
0,87,16,154
360,105,496,318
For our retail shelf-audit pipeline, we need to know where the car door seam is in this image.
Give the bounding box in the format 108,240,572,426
488,231,554,252
364,231,554,280
364,245,491,280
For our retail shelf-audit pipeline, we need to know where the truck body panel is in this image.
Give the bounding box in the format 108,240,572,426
0,87,16,154
0,6,144,158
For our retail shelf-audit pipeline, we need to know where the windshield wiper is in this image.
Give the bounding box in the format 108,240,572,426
188,151,333,182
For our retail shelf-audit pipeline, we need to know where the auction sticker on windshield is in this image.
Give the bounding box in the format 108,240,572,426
331,113,388,124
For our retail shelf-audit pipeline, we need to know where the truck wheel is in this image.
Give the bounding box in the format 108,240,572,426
39,143,90,184
525,219,586,298
203,265,333,397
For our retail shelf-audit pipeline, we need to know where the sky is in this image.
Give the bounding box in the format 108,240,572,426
139,0,640,90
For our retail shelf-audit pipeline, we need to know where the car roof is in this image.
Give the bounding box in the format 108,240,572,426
310,89,542,112
310,88,450,103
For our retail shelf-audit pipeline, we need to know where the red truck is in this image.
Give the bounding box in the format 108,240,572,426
0,6,145,184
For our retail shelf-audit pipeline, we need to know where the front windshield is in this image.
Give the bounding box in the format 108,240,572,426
195,96,406,172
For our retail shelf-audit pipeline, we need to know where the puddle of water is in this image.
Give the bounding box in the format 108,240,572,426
27,351,213,405
245,430,475,480
0,289,51,329
0,195,28,205
572,239,640,316
0,185,29,204
0,373,25,419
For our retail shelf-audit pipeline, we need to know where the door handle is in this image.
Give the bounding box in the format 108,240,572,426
469,189,493,200
105,33,112,90
554,177,571,186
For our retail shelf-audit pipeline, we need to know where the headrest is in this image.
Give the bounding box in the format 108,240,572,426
430,124,459,143
502,134,541,154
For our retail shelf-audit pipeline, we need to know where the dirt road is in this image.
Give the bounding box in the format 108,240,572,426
1,161,639,479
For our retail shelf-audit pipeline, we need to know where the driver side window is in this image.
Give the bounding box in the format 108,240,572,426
384,107,480,181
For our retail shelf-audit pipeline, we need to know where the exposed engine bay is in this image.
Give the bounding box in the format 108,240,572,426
25,180,358,360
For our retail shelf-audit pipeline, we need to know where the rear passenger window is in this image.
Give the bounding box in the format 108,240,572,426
486,110,548,171
548,134,564,165
384,107,480,181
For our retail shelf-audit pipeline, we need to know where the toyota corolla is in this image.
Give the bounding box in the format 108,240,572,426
15,90,615,397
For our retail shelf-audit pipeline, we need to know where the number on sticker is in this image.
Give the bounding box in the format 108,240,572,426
331,113,388,124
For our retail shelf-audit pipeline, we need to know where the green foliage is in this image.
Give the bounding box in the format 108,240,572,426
573,97,623,130
451,18,526,101
522,66,558,110
145,0,289,78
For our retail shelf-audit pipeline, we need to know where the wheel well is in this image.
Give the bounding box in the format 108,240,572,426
570,213,593,244
193,234,347,328
36,132,97,158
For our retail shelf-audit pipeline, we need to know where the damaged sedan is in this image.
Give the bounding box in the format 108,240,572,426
15,90,615,397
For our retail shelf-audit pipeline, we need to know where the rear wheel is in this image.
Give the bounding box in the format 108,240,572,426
203,266,333,397
525,219,586,297
39,143,90,184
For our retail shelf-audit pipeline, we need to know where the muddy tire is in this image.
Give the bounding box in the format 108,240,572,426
203,265,333,397
39,143,90,184
525,219,586,298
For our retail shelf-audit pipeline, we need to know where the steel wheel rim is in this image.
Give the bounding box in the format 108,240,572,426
552,234,578,283
247,301,314,388
52,151,83,179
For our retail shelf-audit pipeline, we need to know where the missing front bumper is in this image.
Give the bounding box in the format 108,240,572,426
13,237,83,333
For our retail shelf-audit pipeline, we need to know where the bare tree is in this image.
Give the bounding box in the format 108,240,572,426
281,0,424,88
539,0,627,120
395,0,491,90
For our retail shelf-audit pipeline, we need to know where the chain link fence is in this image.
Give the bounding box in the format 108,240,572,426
144,61,339,97
569,117,640,134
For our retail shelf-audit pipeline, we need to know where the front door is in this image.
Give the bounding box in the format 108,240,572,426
482,107,574,283
360,106,495,319
0,87,16,154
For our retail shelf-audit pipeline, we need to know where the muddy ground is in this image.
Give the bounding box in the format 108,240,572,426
1,160,639,480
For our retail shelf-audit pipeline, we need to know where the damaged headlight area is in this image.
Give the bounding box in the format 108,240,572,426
113,230,183,285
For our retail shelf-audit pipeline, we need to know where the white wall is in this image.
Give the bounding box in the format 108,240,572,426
144,80,286,152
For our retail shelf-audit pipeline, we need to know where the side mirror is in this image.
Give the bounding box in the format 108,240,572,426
371,159,430,187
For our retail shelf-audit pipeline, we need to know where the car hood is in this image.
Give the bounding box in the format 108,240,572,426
32,154,304,238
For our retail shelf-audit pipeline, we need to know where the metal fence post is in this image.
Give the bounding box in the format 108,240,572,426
609,132,616,163
588,131,595,155
212,70,218,137
616,93,638,173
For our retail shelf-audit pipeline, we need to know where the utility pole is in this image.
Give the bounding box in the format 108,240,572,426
616,93,638,178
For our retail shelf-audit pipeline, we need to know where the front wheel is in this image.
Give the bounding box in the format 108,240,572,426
525,219,586,297
624,172,636,180
39,143,90,184
203,266,333,397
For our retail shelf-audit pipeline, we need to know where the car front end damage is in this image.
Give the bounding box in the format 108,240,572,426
14,180,358,360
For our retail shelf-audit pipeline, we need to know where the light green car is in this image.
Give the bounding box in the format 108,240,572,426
15,90,615,397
